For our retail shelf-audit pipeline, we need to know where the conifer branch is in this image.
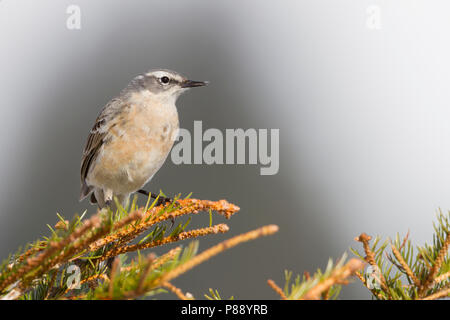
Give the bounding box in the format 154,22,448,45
272,255,364,300
163,282,191,300
267,279,287,300
301,259,364,300
419,227,450,296
2,191,449,301
390,243,421,287
0,194,282,300
352,211,450,300
156,225,279,285
99,224,229,261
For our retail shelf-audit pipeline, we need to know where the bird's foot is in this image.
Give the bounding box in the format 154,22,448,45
137,189,173,206
137,190,177,230
155,195,173,206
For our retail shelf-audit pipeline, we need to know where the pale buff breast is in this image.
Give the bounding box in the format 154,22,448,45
88,101,179,195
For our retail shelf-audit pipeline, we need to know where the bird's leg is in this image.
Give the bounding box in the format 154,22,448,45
138,190,177,231
137,190,177,229
103,189,114,209
137,189,173,206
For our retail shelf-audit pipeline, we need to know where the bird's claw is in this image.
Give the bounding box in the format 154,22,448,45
155,195,173,207
137,189,173,206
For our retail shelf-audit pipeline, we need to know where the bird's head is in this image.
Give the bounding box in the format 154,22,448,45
127,69,208,104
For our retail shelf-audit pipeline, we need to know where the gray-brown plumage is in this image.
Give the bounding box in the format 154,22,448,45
80,69,207,208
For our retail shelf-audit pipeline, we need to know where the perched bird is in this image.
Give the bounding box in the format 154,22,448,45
80,69,208,208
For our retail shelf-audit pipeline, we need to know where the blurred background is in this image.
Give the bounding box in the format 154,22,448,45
1,0,450,299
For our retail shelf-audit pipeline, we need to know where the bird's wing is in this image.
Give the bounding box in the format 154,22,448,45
80,98,124,200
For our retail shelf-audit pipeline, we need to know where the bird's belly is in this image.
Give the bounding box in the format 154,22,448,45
88,122,177,195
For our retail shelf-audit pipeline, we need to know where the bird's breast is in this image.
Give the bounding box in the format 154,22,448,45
89,103,179,193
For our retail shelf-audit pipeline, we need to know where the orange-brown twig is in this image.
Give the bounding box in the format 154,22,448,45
267,279,287,300
419,230,450,296
434,271,450,284
31,211,144,283
390,244,421,287
89,199,239,252
0,209,145,295
0,215,102,292
157,225,279,285
302,259,364,300
108,258,120,298
421,286,450,300
99,224,229,262
17,241,48,263
136,254,156,296
0,196,244,301
151,247,182,271
163,282,191,300
354,233,390,295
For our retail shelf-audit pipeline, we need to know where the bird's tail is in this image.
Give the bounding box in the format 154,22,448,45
79,182,93,201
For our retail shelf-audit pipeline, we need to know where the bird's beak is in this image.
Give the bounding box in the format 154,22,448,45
181,80,209,88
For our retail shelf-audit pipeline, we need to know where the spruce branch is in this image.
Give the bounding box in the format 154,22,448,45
99,224,229,261
419,221,450,296
422,286,450,300
354,233,390,295
352,211,450,300
163,282,191,300
204,288,233,300
271,254,364,300
301,258,364,300
156,225,279,285
267,279,287,300
0,194,281,300
390,243,420,287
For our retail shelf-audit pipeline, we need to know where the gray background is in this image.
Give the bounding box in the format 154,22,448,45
1,0,450,299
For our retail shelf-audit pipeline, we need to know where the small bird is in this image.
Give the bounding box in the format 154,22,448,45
80,69,208,209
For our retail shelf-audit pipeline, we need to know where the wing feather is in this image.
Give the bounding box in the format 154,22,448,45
79,98,124,200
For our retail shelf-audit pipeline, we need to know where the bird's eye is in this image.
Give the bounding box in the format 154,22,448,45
160,76,170,85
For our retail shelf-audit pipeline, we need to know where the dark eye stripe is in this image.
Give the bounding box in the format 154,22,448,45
160,76,170,84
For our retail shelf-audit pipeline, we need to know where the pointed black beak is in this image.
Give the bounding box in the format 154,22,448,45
181,80,209,88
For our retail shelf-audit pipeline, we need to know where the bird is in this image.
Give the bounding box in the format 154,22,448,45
79,69,208,209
